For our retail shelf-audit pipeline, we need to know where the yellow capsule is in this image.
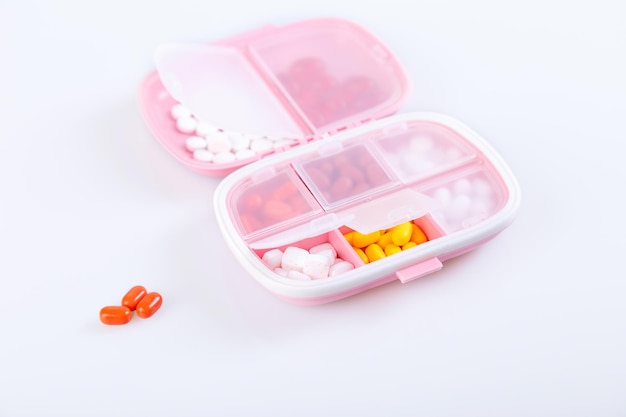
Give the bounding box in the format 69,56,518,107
391,222,413,246
343,232,354,245
376,231,394,249
353,247,369,264
410,224,428,244
384,244,402,256
365,244,386,262
402,242,417,250
351,230,381,248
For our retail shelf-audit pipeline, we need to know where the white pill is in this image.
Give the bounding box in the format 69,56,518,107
309,243,337,264
235,149,256,160
329,260,354,277
287,270,312,281
433,187,452,206
206,133,232,154
274,268,290,277
447,194,472,221
185,136,207,151
176,115,197,133
170,104,191,120
453,178,472,195
250,138,274,153
444,147,463,162
213,152,236,164
262,249,283,269
302,253,331,280
192,149,214,162
230,135,251,151
195,121,217,137
281,247,309,272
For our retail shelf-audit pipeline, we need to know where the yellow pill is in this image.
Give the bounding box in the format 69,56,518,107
365,244,386,262
353,247,369,264
410,224,428,244
351,230,381,248
343,232,355,245
391,222,413,246
376,231,394,249
384,244,402,256
402,242,417,250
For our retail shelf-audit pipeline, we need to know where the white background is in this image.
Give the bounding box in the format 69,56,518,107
1,0,625,416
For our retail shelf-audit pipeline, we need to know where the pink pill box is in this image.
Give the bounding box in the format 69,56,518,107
137,18,520,305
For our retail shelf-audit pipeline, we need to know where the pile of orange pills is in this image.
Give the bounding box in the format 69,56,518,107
99,286,162,325
344,221,428,264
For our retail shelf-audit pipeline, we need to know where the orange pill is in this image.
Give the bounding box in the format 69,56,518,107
136,292,163,319
100,306,132,325
410,224,428,244
121,285,147,311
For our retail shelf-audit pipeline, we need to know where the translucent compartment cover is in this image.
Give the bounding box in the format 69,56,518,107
230,168,322,237
154,43,304,139
151,18,410,142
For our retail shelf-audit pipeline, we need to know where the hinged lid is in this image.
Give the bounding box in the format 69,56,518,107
139,18,411,176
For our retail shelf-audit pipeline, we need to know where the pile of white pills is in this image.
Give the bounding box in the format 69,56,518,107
170,103,296,163
261,243,355,280
382,134,469,179
429,175,497,232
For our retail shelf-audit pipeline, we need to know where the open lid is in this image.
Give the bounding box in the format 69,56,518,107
154,18,410,140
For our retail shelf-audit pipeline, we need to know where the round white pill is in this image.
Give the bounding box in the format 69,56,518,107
262,249,283,269
185,136,207,152
206,132,232,154
170,104,191,120
287,270,312,281
302,253,331,280
273,268,290,277
444,147,463,162
176,115,197,133
453,178,472,195
473,179,493,197
213,152,236,164
447,194,472,222
409,135,434,154
230,135,251,151
309,243,337,264
281,247,309,272
250,138,274,153
192,149,214,162
195,121,217,137
329,260,354,277
235,149,256,160
433,187,452,206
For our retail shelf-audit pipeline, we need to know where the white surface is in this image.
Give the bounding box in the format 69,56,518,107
1,1,625,416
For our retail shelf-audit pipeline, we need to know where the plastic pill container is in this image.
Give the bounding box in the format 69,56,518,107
137,18,520,305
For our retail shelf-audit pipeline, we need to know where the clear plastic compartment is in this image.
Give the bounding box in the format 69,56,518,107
373,121,476,184
249,20,406,131
418,167,507,233
294,142,397,209
230,167,322,237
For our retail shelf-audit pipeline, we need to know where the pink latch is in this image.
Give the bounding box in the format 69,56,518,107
395,257,443,283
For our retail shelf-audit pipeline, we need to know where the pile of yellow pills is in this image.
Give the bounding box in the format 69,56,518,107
344,221,428,264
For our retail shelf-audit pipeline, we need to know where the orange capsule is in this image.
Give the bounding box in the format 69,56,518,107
121,285,147,311
100,306,132,325
136,292,163,319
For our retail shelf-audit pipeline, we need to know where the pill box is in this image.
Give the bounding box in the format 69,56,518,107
138,18,520,305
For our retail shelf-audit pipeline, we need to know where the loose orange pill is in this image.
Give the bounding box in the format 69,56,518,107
136,292,163,319
402,242,417,250
121,285,147,311
384,244,402,256
353,247,369,264
365,243,386,262
100,306,132,325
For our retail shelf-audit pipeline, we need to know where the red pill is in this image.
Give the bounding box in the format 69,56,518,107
136,292,163,319
100,306,132,325
121,285,147,311
263,199,293,221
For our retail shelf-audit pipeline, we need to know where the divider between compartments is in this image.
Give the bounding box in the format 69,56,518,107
328,229,366,267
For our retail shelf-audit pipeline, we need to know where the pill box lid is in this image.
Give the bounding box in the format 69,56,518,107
139,18,411,176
